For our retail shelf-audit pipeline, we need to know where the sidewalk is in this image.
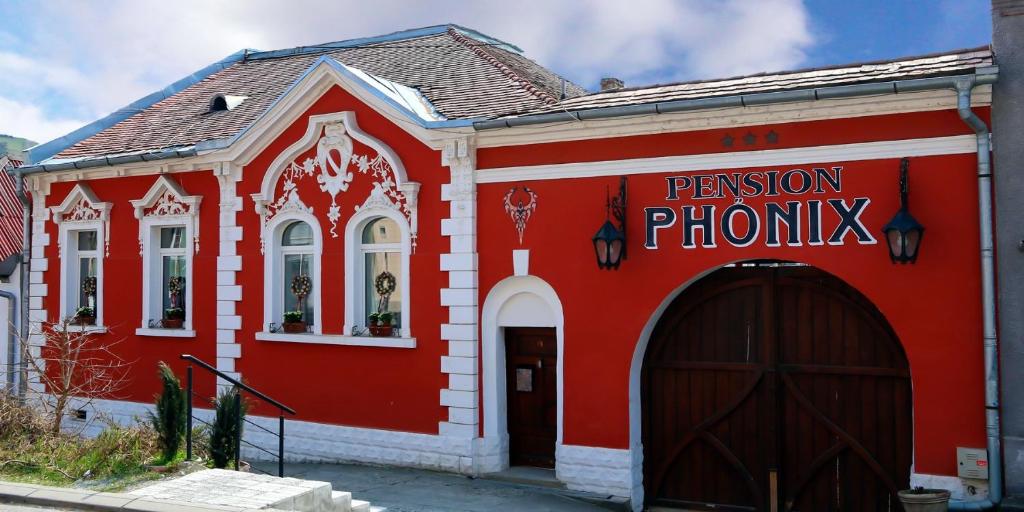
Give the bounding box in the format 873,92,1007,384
252,462,627,512
0,479,239,511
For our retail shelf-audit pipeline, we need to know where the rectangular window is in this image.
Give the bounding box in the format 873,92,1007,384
157,226,187,325
75,230,99,314
284,253,314,326
364,252,402,328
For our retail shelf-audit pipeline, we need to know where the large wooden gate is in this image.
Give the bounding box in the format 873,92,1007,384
642,265,912,511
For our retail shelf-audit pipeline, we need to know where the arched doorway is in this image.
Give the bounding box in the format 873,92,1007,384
641,264,911,511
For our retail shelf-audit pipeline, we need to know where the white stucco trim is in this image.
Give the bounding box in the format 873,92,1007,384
56,219,105,326
255,332,415,348
476,134,977,184
263,211,324,334
343,198,413,337
480,274,564,472
135,328,196,338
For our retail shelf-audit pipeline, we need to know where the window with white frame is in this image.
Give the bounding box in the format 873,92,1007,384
142,225,191,329
70,229,100,322
343,205,412,338
266,218,321,333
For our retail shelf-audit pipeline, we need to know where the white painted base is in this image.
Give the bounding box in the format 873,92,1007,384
911,472,989,502
556,444,632,499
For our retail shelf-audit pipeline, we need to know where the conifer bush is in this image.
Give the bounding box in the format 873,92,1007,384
148,362,186,463
210,386,247,469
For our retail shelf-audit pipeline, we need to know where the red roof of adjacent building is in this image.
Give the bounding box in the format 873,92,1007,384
0,156,24,261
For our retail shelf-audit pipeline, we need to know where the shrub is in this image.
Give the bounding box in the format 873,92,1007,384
209,386,247,469
148,362,186,463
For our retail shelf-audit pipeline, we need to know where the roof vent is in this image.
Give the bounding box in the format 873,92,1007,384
209,94,247,112
600,77,624,92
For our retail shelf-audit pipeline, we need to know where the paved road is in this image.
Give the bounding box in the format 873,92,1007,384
253,462,617,512
0,502,78,511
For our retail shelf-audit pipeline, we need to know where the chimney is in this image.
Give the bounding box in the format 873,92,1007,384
600,77,624,92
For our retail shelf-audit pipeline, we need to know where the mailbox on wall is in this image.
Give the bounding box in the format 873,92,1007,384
957,447,989,480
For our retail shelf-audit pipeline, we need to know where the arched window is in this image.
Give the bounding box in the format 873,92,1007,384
280,221,315,329
345,210,411,338
361,217,403,329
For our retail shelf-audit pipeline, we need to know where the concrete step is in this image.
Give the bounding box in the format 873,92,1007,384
351,499,370,512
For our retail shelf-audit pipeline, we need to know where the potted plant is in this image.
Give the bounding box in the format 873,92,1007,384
73,306,95,326
369,311,394,337
898,486,951,512
282,310,305,333
162,307,185,329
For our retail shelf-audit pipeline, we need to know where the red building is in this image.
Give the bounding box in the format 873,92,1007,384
11,26,1002,510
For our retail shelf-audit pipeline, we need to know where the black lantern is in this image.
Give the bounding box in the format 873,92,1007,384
882,158,925,264
593,176,627,270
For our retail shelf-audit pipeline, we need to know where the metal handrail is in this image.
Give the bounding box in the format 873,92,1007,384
180,353,295,477
180,354,296,414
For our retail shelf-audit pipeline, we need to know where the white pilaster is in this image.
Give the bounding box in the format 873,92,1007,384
214,163,244,391
439,138,479,441
25,179,51,394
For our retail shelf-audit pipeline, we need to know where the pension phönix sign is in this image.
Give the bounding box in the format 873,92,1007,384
644,167,877,249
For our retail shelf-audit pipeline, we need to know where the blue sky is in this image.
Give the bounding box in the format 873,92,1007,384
0,0,993,146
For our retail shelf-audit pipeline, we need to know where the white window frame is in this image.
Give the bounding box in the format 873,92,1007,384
344,204,412,338
262,212,323,335
136,220,195,337
130,175,201,338
51,183,111,333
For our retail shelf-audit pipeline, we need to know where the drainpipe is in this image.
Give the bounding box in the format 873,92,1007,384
946,77,1001,511
14,170,30,399
0,289,16,393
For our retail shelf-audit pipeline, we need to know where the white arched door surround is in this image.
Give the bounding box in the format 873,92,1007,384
480,274,564,472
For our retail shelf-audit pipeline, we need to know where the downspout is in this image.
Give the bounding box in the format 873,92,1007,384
14,170,30,399
947,77,1001,511
0,289,16,393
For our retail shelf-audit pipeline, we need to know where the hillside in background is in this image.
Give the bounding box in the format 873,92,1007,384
0,134,37,160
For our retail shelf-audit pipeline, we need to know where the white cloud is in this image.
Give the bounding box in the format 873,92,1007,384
0,0,815,145
0,96,87,144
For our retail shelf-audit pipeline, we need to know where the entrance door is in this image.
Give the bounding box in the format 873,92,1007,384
642,265,912,511
506,327,557,468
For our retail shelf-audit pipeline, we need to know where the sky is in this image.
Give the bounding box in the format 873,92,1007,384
0,0,993,146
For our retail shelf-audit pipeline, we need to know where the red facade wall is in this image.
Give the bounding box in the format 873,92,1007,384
234,85,448,432
43,171,221,400
477,110,986,477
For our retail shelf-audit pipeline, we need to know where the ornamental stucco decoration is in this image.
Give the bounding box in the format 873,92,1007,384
252,112,420,254
504,186,537,244
50,183,113,258
130,175,202,255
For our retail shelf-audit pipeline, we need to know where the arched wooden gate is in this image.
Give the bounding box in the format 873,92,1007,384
642,265,912,511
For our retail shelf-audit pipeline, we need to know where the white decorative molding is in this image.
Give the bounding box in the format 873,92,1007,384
214,163,244,389
439,137,479,440
476,134,978,184
25,180,51,394
254,331,416,349
50,183,112,258
262,210,324,335
135,328,197,338
130,174,202,254
251,112,420,251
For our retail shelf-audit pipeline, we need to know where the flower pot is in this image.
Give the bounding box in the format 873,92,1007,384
74,315,96,326
161,318,184,329
369,324,393,337
283,321,307,333
898,489,951,512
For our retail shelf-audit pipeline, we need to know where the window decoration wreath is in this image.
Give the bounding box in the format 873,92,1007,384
82,276,97,298
374,270,396,313
291,274,312,301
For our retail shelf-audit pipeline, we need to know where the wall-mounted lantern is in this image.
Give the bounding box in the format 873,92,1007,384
882,158,925,264
593,176,627,270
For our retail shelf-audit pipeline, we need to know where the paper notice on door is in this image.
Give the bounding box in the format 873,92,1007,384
516,368,533,392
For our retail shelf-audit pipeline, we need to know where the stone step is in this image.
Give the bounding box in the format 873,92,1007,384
331,490,352,511
351,499,370,512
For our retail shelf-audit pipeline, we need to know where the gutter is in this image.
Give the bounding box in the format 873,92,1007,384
946,76,1002,511
0,289,16,394
14,170,29,399
472,70,998,130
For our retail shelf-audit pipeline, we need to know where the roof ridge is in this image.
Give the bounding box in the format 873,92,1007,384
445,27,558,106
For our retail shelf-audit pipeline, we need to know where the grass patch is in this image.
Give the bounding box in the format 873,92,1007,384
0,394,182,491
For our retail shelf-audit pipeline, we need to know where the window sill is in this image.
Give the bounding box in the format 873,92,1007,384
136,328,196,338
66,325,108,334
254,331,416,348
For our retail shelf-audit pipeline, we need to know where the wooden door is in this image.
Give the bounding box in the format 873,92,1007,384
642,265,911,511
506,327,558,468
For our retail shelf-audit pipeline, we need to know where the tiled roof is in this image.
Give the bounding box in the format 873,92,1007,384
0,157,24,261
528,47,993,115
52,26,587,161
